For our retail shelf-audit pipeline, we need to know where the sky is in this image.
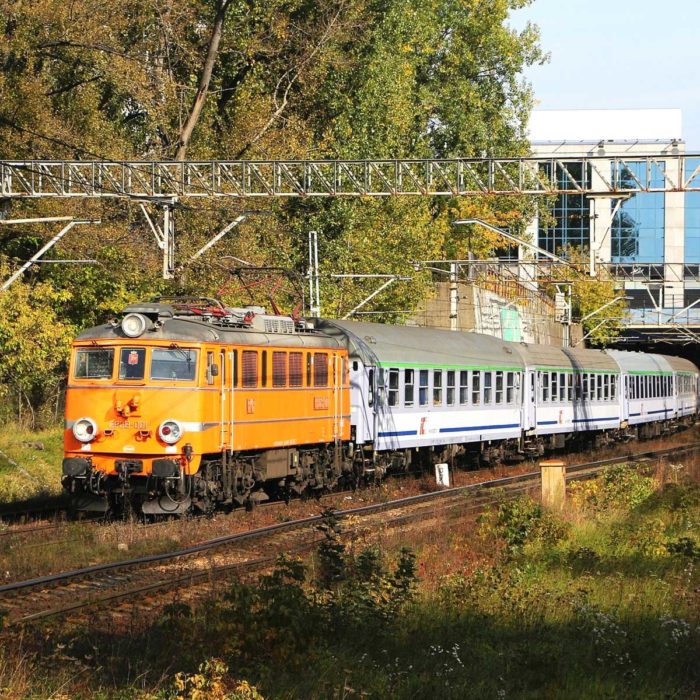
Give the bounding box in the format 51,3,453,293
510,0,700,149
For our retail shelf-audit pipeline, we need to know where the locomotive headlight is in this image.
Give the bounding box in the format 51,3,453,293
158,419,183,445
121,313,147,338
73,417,97,443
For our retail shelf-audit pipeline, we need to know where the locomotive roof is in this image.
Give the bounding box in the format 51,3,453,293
75,318,344,349
313,319,524,369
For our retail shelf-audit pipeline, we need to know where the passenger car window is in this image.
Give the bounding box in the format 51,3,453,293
419,370,429,406
404,369,414,406
472,371,481,405
433,370,443,405
459,371,469,405
446,370,455,406
119,347,146,380
506,372,515,404
495,371,504,404
74,348,114,379
483,372,493,404
388,369,399,407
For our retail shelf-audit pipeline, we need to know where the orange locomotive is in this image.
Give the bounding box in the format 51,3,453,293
62,298,350,515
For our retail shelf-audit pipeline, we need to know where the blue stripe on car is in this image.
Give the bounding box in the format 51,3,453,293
439,423,520,433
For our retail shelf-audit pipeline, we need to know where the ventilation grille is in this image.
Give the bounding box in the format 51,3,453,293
250,315,296,334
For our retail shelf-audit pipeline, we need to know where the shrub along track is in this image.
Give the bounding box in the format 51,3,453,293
2,429,697,540
1,442,698,630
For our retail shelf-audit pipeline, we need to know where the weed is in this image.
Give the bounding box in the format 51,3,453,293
170,659,264,700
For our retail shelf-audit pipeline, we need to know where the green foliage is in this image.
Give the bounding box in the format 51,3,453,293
217,536,416,679
170,658,265,700
5,476,700,698
568,464,656,514
0,0,545,417
481,495,568,554
0,274,75,424
665,536,700,558
545,245,629,346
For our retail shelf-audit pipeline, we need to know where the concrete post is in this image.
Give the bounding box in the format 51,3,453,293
540,460,566,511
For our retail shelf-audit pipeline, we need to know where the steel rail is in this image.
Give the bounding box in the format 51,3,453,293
2,443,698,627
6,483,539,626
2,441,697,597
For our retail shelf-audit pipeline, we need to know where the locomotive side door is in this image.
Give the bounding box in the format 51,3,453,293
216,348,234,451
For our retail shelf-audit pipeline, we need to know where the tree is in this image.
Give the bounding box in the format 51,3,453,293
549,246,629,347
0,270,75,425
0,0,546,413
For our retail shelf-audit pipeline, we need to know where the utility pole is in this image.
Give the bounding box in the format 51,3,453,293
449,262,459,331
308,230,321,317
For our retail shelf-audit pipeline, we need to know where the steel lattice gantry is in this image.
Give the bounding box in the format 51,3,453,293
3,155,700,198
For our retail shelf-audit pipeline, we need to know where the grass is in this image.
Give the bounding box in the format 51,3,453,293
0,423,64,506
0,462,698,698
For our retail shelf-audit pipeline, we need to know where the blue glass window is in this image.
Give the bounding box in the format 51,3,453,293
538,162,590,255
611,161,665,263
685,158,700,264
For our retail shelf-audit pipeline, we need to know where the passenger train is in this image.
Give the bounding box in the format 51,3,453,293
62,298,699,515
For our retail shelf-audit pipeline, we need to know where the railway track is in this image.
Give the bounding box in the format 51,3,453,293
2,429,696,538
1,441,697,628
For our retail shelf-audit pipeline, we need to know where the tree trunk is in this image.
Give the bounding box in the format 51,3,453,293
175,0,230,161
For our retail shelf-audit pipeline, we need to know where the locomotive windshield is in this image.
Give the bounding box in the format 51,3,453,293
118,347,146,380
151,348,197,381
74,348,114,379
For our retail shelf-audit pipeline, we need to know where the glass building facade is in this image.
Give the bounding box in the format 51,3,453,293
610,161,665,263
685,158,700,265
538,162,589,255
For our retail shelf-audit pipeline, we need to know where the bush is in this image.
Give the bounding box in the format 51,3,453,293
665,537,700,558
569,464,656,514
481,497,568,555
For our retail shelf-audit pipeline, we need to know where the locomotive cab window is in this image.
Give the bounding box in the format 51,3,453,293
74,348,114,379
151,348,197,381
118,347,146,380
